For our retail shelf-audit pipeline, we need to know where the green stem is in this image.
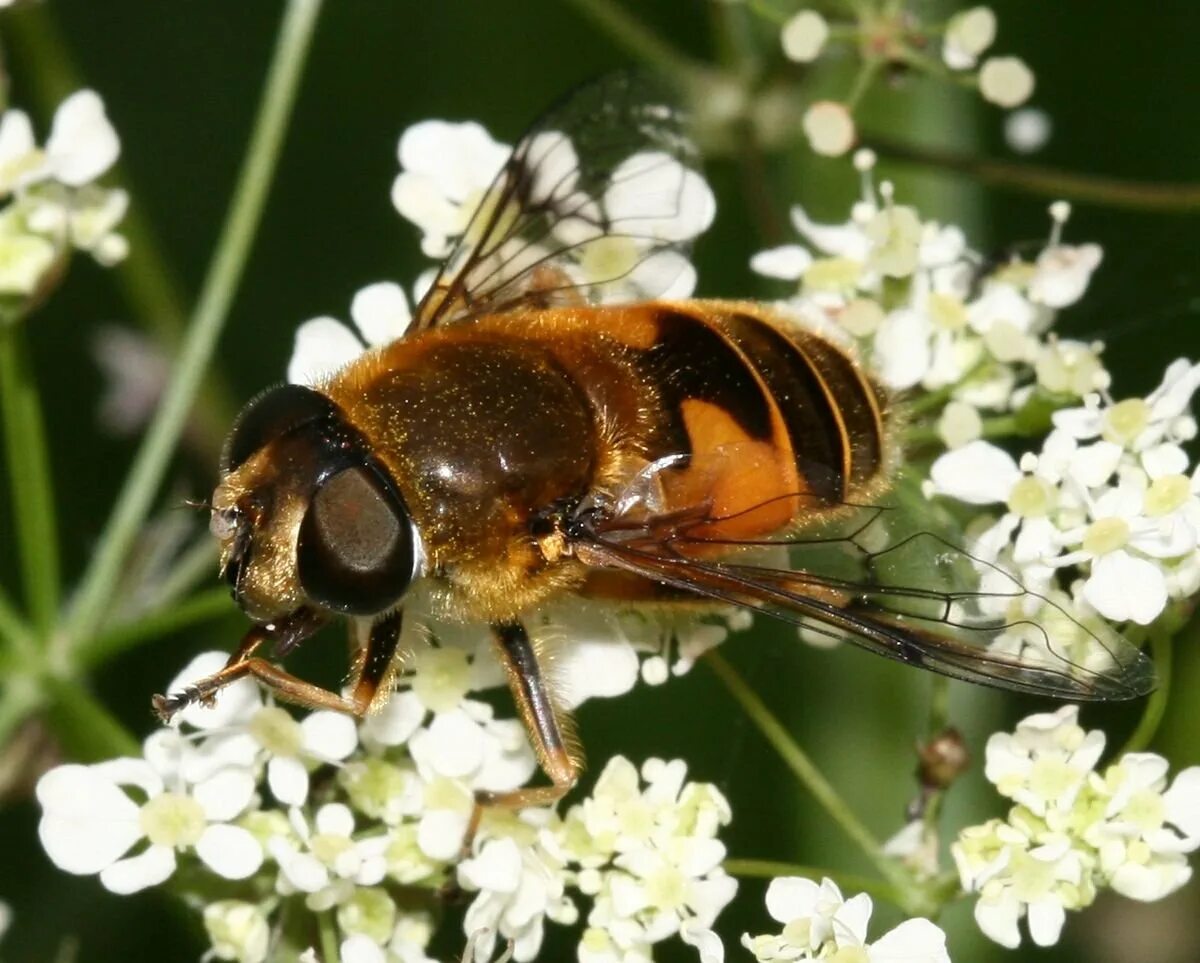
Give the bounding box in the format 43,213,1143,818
317,910,340,963
0,588,31,653
724,858,907,907
1120,631,1173,756
80,587,234,669
4,4,237,457
562,0,713,89
0,676,43,749
868,133,1200,213
153,537,220,609
60,0,323,655
704,651,899,882
0,323,61,638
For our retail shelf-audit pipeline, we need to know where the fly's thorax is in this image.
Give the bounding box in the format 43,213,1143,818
322,334,601,617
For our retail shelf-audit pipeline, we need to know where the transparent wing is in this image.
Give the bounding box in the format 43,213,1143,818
409,73,713,332
572,469,1155,702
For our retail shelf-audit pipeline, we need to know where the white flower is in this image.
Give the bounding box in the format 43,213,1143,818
391,120,510,258
43,89,120,187
983,706,1104,821
781,11,829,63
289,281,413,384
270,803,389,906
1029,243,1102,308
0,211,56,294
979,56,1036,108
460,835,575,963
943,7,996,69
0,900,9,944
742,877,949,962
802,101,855,157
1005,107,1052,154
204,900,271,963
37,758,262,894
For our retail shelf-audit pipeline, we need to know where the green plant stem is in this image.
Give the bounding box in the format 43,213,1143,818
60,0,323,657
80,587,234,669
724,858,906,907
0,323,61,639
562,0,712,89
154,537,220,610
904,413,1024,449
1120,631,1173,756
704,651,901,884
318,911,340,963
868,133,1200,213
5,4,236,455
0,676,42,749
0,588,31,653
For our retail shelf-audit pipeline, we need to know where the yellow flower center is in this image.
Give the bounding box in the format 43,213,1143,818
1102,398,1150,446
1007,476,1055,518
140,792,206,848
1082,517,1130,556
1144,474,1190,517
804,256,862,291
249,706,303,756
929,292,968,331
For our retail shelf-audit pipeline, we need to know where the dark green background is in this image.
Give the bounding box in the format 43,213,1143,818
1,1,1198,961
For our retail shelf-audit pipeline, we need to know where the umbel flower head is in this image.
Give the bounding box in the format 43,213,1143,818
954,706,1200,948
0,88,127,300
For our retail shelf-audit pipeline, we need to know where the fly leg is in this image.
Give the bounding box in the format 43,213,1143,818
460,620,582,854
151,609,405,723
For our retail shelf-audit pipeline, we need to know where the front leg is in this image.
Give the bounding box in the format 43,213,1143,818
151,608,405,723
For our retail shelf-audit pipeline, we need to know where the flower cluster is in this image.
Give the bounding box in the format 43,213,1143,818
37,644,735,963
769,5,1034,156
953,706,1200,949
739,876,950,963
0,89,126,305
930,359,1200,628
752,158,1106,445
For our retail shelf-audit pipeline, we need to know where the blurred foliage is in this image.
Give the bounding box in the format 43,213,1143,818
0,1,1198,962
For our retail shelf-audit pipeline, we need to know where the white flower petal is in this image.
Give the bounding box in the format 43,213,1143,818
555,633,640,708
873,309,932,389
361,690,426,747
973,894,1021,949
764,876,820,925
750,245,812,281
459,837,522,894
342,935,387,963
1083,551,1168,625
417,809,469,862
316,802,356,837
268,754,311,806
1026,898,1065,947
350,281,412,346
46,90,119,186
397,120,508,202
831,892,872,946
287,316,365,386
36,765,143,874
930,440,1020,504
99,845,176,894
680,918,725,963
409,710,485,779
196,824,264,880
1163,767,1200,842
192,766,257,821
868,917,950,962
301,710,358,761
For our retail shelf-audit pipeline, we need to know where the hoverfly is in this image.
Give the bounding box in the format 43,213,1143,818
154,74,1154,813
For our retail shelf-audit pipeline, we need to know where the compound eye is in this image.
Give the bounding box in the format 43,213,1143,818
222,384,339,473
297,465,418,615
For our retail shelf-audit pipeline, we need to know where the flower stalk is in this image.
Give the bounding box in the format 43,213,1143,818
60,0,324,655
